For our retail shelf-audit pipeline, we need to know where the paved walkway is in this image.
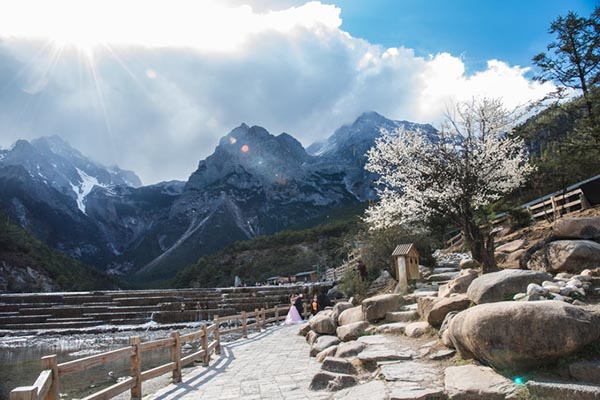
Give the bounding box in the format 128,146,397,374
147,324,330,400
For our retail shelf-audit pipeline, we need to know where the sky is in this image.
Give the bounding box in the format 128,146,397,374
0,0,596,184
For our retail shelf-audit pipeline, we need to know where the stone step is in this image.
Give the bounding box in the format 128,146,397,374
114,296,184,306
0,311,20,316
17,307,85,318
109,318,151,325
46,316,97,322
0,294,64,304
526,380,600,400
0,305,21,312
63,295,112,304
84,312,153,320
0,315,52,324
0,320,105,330
385,310,418,323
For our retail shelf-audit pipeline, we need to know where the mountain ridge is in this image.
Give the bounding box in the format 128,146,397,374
0,112,435,284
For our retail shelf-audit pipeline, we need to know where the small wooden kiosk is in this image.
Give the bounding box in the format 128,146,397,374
392,243,420,293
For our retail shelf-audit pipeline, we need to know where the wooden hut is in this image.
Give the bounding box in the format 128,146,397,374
392,243,420,293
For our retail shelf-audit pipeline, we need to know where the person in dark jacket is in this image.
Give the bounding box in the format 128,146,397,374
317,291,331,311
294,293,304,320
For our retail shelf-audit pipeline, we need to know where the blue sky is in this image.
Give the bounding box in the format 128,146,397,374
0,0,594,183
334,0,596,72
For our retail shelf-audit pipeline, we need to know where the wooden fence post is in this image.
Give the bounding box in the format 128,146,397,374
201,325,209,367
9,387,36,400
129,337,142,400
254,308,259,332
274,306,279,323
41,355,58,400
171,331,182,383
241,311,247,338
261,308,266,329
213,315,221,355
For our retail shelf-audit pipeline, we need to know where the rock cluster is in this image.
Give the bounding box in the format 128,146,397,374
303,216,600,398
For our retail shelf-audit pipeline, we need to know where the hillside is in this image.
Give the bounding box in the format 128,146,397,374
514,88,600,203
0,212,120,292
172,211,362,288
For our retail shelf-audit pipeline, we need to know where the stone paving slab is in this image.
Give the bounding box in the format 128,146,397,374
146,324,331,400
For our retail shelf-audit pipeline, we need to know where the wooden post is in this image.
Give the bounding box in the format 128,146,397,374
241,311,247,338
9,387,36,400
213,315,221,355
274,306,279,323
201,325,209,367
551,195,558,220
171,331,182,383
254,308,259,332
129,337,142,400
261,308,266,329
41,355,58,400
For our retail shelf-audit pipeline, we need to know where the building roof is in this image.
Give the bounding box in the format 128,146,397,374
392,243,418,256
294,270,316,277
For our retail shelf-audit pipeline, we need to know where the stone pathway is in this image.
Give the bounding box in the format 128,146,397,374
147,324,330,400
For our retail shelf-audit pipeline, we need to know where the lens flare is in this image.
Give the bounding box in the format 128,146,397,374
229,137,237,144
513,376,524,385
241,144,249,152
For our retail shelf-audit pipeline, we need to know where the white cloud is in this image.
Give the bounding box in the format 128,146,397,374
0,1,555,184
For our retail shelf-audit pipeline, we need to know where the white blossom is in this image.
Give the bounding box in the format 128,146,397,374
365,98,534,230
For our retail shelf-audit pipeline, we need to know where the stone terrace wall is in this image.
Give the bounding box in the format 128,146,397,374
0,284,331,332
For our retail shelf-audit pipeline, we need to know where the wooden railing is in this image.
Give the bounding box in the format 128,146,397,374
527,188,587,222
9,305,291,400
444,188,590,248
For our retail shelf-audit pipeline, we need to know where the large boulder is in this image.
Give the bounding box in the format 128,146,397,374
439,269,478,298
331,301,354,325
310,313,336,335
528,240,600,274
554,217,600,240
310,335,341,357
426,294,471,327
447,300,600,369
362,294,402,322
338,306,365,326
336,321,368,342
467,269,552,304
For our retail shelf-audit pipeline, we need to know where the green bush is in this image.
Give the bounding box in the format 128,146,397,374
507,208,532,230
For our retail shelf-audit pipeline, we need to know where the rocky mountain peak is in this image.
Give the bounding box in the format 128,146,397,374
188,124,310,189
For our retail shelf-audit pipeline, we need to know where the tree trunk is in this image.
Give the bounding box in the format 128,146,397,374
460,215,498,274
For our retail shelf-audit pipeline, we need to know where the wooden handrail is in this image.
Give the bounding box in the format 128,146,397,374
10,305,289,400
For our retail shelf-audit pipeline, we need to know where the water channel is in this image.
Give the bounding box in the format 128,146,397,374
0,327,206,400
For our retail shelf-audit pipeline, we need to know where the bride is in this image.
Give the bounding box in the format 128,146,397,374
284,294,304,325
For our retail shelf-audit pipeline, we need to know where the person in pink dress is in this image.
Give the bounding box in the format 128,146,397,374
285,294,304,325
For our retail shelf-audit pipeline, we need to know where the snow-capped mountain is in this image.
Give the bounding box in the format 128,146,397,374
0,112,437,281
0,135,141,214
308,111,437,200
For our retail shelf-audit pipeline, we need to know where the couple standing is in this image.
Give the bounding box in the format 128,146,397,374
284,293,305,325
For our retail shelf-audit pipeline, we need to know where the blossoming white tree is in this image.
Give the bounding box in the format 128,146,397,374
365,98,534,273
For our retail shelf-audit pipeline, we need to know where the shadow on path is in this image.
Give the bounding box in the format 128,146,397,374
150,324,288,399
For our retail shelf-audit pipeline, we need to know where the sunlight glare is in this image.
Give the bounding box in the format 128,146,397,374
0,0,342,52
